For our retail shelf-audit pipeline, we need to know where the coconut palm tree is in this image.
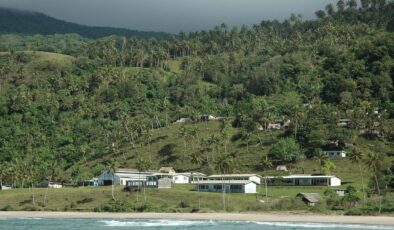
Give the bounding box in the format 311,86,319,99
215,153,234,211
178,125,189,154
135,158,151,202
364,152,383,213
190,151,205,169
313,149,328,173
348,148,366,203
107,161,118,201
261,155,273,202
0,164,5,188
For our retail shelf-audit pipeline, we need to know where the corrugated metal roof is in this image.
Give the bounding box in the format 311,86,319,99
175,172,206,177
208,174,262,178
195,180,256,185
283,175,338,179
298,193,321,203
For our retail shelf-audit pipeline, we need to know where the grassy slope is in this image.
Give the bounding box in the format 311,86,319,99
0,185,339,212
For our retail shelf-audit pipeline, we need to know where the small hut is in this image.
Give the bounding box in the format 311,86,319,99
297,193,321,206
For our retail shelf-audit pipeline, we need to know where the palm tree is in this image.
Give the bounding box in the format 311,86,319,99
0,164,5,188
215,153,234,211
322,159,336,174
261,156,273,202
178,125,189,154
215,154,234,174
313,149,328,173
364,152,383,213
348,148,366,203
43,160,60,205
135,158,151,202
190,151,204,169
107,161,118,201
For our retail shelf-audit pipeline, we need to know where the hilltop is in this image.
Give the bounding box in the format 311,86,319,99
0,7,172,39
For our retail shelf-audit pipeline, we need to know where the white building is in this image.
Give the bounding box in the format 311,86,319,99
40,181,63,188
0,185,12,190
282,175,341,186
323,150,347,158
208,174,262,184
173,172,207,184
195,180,257,194
97,169,156,186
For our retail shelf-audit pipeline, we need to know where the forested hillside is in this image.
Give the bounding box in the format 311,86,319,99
0,0,393,211
0,7,171,39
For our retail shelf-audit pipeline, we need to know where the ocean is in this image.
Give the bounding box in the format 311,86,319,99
0,218,393,230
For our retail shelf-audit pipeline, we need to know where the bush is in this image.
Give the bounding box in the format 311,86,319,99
271,197,307,211
1,205,14,211
96,200,135,212
177,200,189,208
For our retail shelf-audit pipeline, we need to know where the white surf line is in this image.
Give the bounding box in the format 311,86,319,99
0,212,393,226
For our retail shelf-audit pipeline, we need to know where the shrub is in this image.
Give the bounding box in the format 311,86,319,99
1,205,14,211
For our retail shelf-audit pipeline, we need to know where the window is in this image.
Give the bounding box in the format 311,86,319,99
199,185,208,190
213,185,222,190
230,185,242,190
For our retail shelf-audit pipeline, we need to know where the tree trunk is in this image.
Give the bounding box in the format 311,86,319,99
358,163,366,204
44,176,51,205
31,182,35,206
265,170,268,202
374,174,382,214
112,176,116,201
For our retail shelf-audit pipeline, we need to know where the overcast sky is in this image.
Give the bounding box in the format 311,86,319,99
0,0,337,33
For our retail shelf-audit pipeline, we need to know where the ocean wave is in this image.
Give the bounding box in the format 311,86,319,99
253,221,394,229
17,217,43,220
100,219,215,227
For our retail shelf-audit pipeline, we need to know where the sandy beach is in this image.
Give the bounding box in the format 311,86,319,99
0,212,393,226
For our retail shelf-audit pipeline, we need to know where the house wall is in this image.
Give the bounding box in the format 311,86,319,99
249,176,261,184
324,151,347,158
48,183,62,189
283,177,341,186
173,175,189,184
244,183,257,193
97,171,121,185
158,178,172,189
330,177,341,186
196,183,256,193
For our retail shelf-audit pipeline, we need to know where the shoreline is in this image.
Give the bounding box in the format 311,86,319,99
0,212,393,226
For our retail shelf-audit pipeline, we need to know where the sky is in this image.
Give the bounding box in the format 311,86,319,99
0,0,338,33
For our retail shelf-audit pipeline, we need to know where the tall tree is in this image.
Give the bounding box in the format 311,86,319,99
313,149,328,173
348,148,366,203
364,152,383,213
261,155,273,202
135,158,151,202
107,160,118,201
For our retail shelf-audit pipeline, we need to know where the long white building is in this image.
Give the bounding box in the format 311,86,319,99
207,174,262,184
195,180,257,194
280,175,341,186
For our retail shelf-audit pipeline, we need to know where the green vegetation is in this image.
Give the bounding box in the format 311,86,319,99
0,0,393,215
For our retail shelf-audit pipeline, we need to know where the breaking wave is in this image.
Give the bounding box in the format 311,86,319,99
100,219,215,227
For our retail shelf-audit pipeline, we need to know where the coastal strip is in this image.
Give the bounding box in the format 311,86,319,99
0,212,393,226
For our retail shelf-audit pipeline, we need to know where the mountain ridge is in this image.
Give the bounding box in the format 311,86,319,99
0,7,172,39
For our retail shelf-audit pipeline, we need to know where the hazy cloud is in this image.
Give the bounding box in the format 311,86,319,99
0,0,337,33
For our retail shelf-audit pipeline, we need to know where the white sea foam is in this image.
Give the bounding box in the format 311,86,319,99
253,221,394,230
100,219,214,227
17,217,42,220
